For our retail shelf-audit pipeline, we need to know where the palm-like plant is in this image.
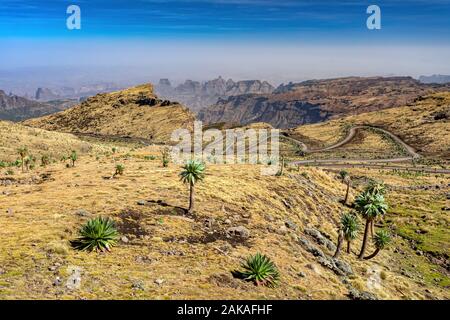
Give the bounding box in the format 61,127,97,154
180,160,205,214
365,181,386,236
339,170,348,182
365,181,386,196
17,147,28,172
364,230,391,260
354,191,388,259
334,212,360,258
343,175,351,205
236,253,280,287
70,150,78,167
72,217,119,252
342,213,360,253
113,164,125,178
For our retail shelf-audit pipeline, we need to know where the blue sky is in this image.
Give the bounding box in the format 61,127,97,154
1,1,450,90
1,0,449,41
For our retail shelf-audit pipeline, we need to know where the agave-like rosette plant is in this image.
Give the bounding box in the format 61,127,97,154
238,253,280,287
72,217,119,252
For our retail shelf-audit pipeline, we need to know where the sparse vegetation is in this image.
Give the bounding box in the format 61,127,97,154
17,146,27,172
70,150,78,167
113,164,125,178
161,147,170,167
41,154,50,167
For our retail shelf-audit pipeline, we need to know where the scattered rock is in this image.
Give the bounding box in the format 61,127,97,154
204,218,215,229
121,236,129,243
304,228,336,252
305,263,321,274
224,219,232,225
278,225,289,235
137,200,146,206
333,259,353,276
135,255,153,264
282,199,292,209
416,250,423,256
6,208,13,215
131,281,145,291
299,237,325,258
154,279,165,285
298,271,306,278
226,226,250,239
265,214,274,222
74,209,90,217
53,277,62,286
48,263,61,272
285,219,297,230
348,288,378,300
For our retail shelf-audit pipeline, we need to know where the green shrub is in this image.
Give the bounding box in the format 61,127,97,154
113,164,125,177
72,217,119,252
235,253,280,287
144,155,156,161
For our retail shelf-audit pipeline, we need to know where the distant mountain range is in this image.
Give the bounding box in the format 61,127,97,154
419,74,450,84
154,76,274,112
0,82,126,122
198,76,450,128
34,82,123,102
0,90,63,121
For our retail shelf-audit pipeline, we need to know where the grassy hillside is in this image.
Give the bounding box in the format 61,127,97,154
23,84,195,144
0,120,102,162
0,145,448,300
292,93,450,159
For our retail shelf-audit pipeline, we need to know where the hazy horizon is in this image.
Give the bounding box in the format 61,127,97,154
1,0,450,95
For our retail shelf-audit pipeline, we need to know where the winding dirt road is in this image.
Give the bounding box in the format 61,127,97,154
286,125,450,174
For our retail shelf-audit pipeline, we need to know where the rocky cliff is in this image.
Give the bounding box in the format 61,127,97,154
198,76,450,128
0,90,62,121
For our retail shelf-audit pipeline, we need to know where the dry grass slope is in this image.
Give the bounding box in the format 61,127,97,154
0,146,448,300
0,120,102,162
